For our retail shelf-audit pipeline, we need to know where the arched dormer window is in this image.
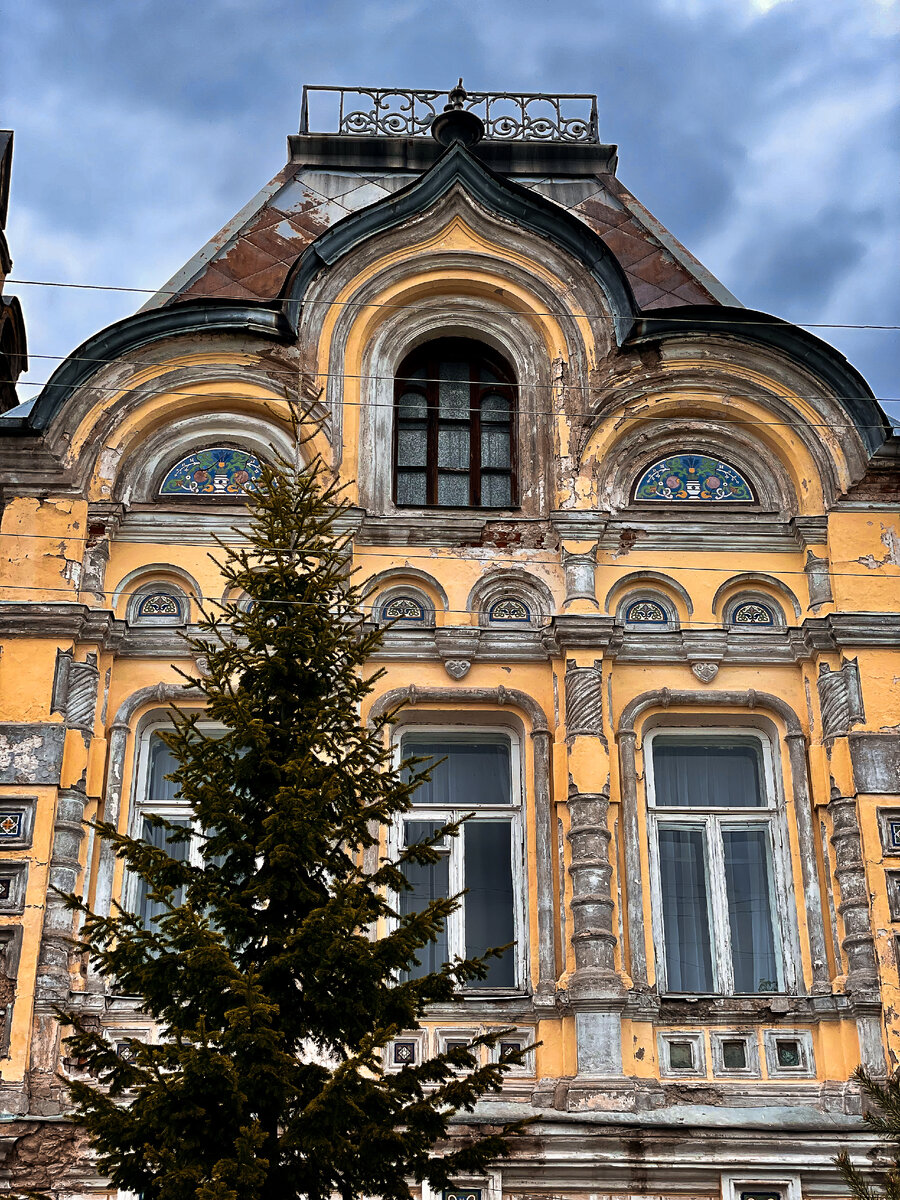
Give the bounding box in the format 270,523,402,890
488,598,531,624
732,601,775,626
394,339,517,509
634,454,754,503
382,595,426,622
127,583,189,627
625,599,668,625
159,447,264,497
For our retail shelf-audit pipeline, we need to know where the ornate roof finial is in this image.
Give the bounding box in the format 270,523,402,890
432,77,484,148
445,78,467,111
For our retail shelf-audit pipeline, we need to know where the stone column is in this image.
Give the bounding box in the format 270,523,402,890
615,726,647,989
30,657,98,1106
785,729,831,992
564,660,623,1077
531,727,557,1008
829,787,879,993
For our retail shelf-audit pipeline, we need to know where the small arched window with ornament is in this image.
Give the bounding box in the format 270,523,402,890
159,447,264,497
633,454,755,504
725,595,785,629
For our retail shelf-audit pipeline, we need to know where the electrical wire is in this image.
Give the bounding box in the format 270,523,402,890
5,276,900,330
0,541,895,583
4,361,898,431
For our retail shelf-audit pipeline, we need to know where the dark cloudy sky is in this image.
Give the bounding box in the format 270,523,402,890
3,0,898,426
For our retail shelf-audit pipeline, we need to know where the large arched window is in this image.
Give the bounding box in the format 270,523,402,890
394,339,517,509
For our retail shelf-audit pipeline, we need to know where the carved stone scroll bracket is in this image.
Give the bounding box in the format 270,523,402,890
564,660,606,744
561,546,599,609
805,549,834,610
829,785,880,1003
818,658,865,743
65,655,100,733
691,662,719,684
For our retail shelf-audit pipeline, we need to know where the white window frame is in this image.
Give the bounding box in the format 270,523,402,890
390,723,528,995
720,1174,801,1200
125,721,222,916
645,726,797,997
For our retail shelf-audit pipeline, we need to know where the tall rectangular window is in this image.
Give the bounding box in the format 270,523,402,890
648,733,785,996
129,730,221,929
397,730,522,989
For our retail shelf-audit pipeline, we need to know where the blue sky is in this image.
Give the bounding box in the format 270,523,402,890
3,0,898,426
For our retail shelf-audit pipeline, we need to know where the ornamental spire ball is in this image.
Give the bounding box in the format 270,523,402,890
431,77,485,148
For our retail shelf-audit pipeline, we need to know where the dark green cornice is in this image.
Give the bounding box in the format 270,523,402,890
14,300,291,433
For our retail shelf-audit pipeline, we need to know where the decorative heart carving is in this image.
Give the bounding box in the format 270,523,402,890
692,662,719,683
444,659,471,680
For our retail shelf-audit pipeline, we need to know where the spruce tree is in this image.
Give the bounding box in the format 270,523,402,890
837,1068,900,1199
55,436,528,1200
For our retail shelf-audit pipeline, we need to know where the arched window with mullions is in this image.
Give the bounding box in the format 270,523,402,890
394,339,518,509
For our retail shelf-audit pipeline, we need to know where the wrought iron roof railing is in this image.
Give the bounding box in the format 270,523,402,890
300,83,600,144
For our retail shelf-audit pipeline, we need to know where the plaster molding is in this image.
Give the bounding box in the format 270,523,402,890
712,573,801,620
604,569,694,616
368,683,556,999
615,688,830,995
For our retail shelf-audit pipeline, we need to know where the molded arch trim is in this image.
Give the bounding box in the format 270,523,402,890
712,572,802,620
360,567,449,611
604,570,694,616
283,141,637,345
367,684,550,734
630,306,888,455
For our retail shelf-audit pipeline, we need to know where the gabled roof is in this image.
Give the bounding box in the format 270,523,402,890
142,138,736,315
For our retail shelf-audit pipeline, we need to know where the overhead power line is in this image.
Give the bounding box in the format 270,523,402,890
5,276,900,331
5,362,898,431
0,532,897,583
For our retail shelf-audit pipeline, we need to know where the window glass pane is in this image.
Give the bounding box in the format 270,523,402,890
479,363,502,386
135,816,190,928
397,390,427,419
722,1039,747,1069
149,736,180,803
402,736,512,807
397,471,427,506
464,820,515,987
403,819,445,847
481,427,511,469
652,738,763,807
481,473,512,508
723,827,779,993
438,361,470,419
399,850,450,980
397,427,427,468
658,826,714,992
437,425,470,470
437,473,469,506
481,393,510,423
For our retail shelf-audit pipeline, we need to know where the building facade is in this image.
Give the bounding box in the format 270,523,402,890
0,85,898,1195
